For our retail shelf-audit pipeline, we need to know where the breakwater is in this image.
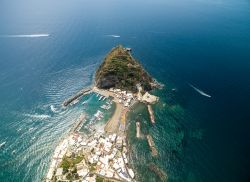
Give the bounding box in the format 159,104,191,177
62,87,92,106
148,163,167,181
70,113,86,133
136,122,140,138
147,105,155,124
147,135,158,157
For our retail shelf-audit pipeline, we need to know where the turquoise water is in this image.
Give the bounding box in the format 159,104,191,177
1,0,250,181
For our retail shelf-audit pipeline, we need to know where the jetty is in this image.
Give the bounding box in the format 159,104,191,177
62,87,92,107
70,113,86,133
147,135,158,157
147,105,155,124
136,122,140,138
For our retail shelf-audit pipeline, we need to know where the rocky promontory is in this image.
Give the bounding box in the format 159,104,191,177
95,45,156,93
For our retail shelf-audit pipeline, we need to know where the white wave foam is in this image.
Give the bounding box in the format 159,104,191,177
50,105,59,113
0,34,50,38
24,113,51,119
29,127,34,132
0,141,6,148
189,83,211,98
105,34,120,38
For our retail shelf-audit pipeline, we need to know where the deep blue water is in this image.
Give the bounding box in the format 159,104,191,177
0,0,250,181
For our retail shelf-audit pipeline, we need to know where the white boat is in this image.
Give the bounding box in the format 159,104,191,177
0,141,6,148
99,96,103,101
82,101,87,105
101,104,108,109
71,99,79,105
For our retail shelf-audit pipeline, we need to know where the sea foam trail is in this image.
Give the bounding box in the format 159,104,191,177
188,83,212,98
105,34,120,38
50,105,59,113
0,34,50,38
24,113,51,119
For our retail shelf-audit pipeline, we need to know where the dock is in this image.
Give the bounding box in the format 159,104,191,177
62,87,92,107
147,135,158,157
70,113,86,133
136,122,140,138
147,105,155,124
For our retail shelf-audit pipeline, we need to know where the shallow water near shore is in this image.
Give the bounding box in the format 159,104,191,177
1,0,250,181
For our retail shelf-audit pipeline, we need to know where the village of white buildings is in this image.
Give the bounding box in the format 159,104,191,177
46,131,135,182
46,85,159,182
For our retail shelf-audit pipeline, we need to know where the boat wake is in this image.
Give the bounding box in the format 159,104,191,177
0,141,6,149
0,34,50,38
24,113,51,119
105,34,120,38
188,83,211,98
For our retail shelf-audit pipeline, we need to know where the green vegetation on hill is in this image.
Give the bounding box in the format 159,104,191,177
59,155,84,180
95,45,154,92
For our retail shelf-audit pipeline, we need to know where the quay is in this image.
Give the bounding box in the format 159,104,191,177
70,113,86,133
62,87,92,107
147,105,155,124
136,122,140,138
147,135,158,157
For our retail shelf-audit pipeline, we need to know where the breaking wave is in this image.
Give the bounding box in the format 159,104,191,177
24,113,51,119
0,34,50,38
105,34,120,38
50,105,59,113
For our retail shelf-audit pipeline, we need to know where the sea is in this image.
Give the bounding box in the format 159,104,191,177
0,0,250,181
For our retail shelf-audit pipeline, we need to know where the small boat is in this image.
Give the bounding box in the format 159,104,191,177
101,105,107,109
99,96,103,101
12,150,16,155
71,99,79,105
0,141,6,149
82,101,87,105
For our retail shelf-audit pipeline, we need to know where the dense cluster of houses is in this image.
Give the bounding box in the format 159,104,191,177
47,132,135,182
109,88,135,107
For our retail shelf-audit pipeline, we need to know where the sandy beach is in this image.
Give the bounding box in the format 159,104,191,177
92,87,124,133
104,102,123,133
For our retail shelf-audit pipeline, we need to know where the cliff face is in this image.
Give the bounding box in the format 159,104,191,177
95,45,153,93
